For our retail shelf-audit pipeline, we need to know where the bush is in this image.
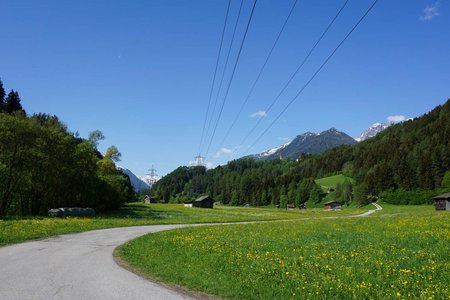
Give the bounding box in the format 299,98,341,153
379,188,438,205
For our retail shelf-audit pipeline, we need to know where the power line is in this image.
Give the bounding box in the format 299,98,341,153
243,0,379,156
238,0,350,151
216,0,300,150
198,0,232,154
202,0,244,155
204,0,258,158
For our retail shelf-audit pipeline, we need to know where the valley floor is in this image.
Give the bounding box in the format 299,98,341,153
0,202,365,246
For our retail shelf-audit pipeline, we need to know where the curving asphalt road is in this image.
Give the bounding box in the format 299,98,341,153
0,224,197,300
0,204,383,300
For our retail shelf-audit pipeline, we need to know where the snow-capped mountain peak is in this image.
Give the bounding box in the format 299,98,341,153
256,141,291,158
139,174,159,186
249,128,356,161
355,122,392,142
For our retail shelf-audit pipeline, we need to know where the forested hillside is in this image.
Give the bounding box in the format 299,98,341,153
0,78,134,216
152,99,450,206
292,99,450,200
152,159,323,207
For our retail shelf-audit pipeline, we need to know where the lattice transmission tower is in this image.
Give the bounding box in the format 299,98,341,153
147,165,158,185
191,154,206,167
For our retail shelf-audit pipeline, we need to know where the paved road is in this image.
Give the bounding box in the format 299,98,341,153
0,224,197,300
0,205,383,300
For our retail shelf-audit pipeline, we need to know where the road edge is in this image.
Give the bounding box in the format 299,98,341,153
112,247,223,300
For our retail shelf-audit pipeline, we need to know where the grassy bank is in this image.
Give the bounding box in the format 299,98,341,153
0,202,365,246
117,205,449,299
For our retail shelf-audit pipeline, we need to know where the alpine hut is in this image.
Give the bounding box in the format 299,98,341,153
433,193,450,210
192,195,214,208
324,201,341,210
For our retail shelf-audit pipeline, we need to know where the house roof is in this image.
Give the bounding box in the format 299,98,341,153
324,201,340,205
433,192,450,199
195,195,212,202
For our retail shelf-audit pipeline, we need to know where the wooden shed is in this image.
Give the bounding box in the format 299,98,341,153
324,201,341,210
433,193,450,210
144,195,157,204
192,195,214,208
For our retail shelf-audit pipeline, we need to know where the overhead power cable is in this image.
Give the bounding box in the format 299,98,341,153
203,0,245,154
204,0,258,158
238,0,350,150
216,0,300,151
243,0,379,156
198,0,232,154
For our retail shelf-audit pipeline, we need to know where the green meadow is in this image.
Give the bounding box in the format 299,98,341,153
0,202,365,246
117,204,449,300
315,174,353,191
307,174,355,208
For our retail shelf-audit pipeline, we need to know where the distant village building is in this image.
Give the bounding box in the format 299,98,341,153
324,201,341,210
192,195,214,208
433,193,450,210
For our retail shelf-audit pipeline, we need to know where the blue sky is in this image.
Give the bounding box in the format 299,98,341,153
1,0,449,177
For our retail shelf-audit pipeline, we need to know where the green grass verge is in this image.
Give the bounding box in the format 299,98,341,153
117,205,449,300
0,202,365,246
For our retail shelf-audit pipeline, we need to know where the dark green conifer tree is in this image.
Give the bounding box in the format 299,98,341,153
5,90,24,114
0,78,5,112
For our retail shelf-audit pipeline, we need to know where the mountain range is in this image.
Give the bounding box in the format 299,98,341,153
355,122,392,142
250,128,357,161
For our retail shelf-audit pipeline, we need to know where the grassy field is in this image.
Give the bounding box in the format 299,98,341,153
0,202,365,246
308,174,355,208
315,174,354,191
117,204,449,300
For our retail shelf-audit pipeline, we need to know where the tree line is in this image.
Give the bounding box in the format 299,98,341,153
152,99,450,206
152,158,326,207
0,78,135,216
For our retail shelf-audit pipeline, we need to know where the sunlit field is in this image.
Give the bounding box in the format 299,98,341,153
118,205,449,299
0,202,365,246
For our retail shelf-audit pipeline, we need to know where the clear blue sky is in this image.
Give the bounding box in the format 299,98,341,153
1,0,449,177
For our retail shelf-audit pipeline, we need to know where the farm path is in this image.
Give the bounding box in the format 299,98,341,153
0,204,382,300
356,202,383,217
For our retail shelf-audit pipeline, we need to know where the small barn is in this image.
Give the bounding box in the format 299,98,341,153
144,195,157,204
433,193,450,210
324,201,341,210
192,195,214,208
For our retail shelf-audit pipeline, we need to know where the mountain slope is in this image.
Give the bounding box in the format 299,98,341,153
251,128,357,160
355,122,392,142
293,99,450,193
118,168,151,192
